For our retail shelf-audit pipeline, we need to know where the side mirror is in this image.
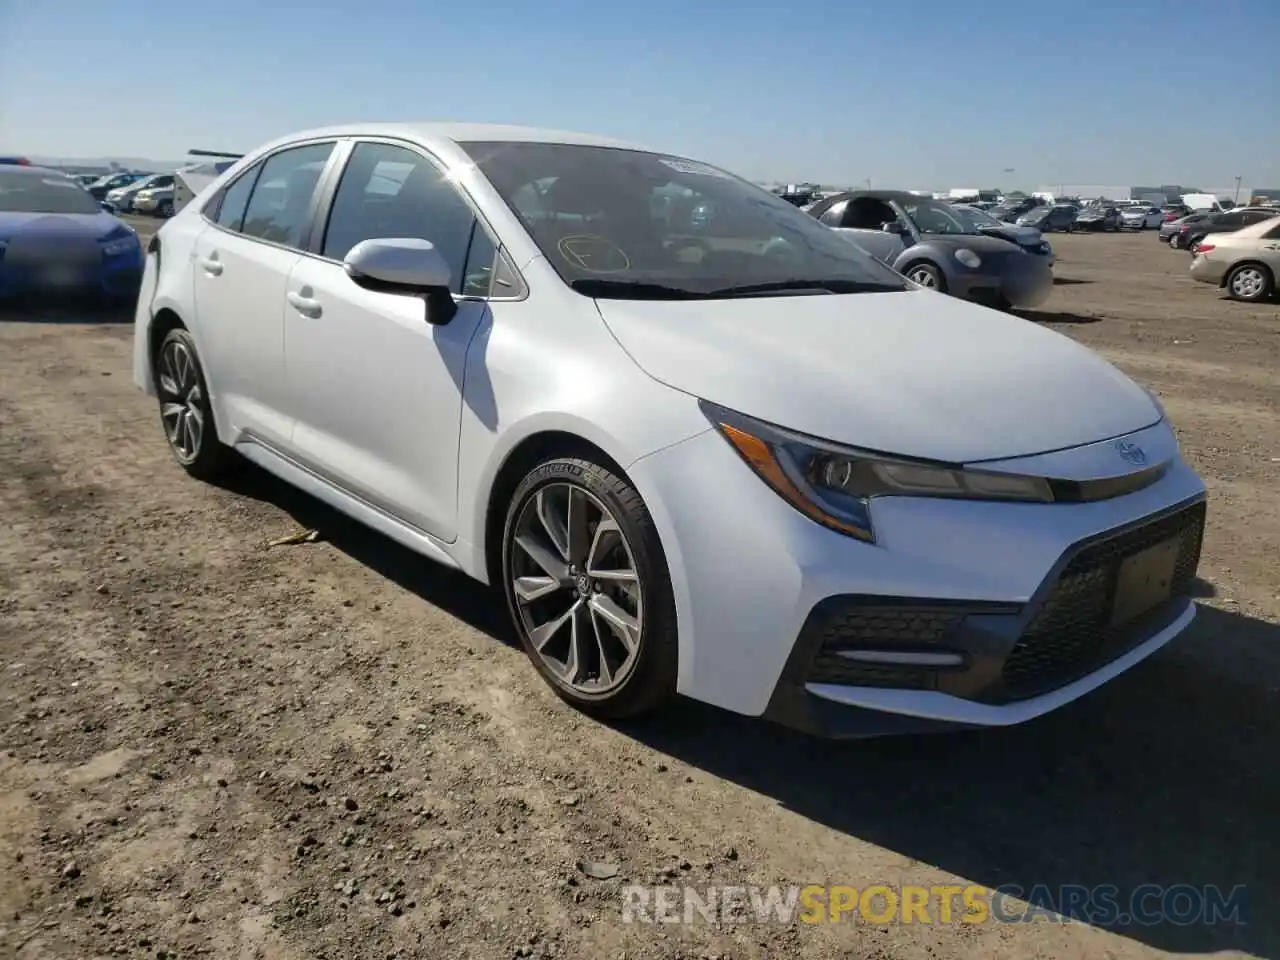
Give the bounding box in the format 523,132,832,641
343,237,457,325
101,201,115,213
881,220,906,234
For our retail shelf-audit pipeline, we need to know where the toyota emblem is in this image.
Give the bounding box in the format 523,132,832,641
1114,440,1147,465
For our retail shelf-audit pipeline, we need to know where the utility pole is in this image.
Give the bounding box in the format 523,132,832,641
1233,175,1242,203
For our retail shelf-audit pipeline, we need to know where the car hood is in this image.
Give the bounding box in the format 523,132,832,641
597,290,1159,463
0,210,126,243
981,223,1042,245
917,232,1022,253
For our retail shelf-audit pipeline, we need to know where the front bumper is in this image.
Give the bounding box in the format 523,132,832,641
950,252,1053,309
1189,254,1229,286
0,245,143,300
628,418,1206,737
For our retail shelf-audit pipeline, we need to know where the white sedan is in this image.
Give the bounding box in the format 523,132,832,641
132,122,1207,737
1120,205,1165,230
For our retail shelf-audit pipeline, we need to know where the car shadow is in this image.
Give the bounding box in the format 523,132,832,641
1052,277,1093,286
618,602,1278,956
214,462,1276,956
1018,309,1104,324
0,299,135,324
213,463,515,644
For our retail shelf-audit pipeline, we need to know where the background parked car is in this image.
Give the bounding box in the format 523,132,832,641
987,197,1045,223
105,173,175,213
1189,213,1280,301
952,203,1054,265
1160,211,1210,244
133,185,175,217
1016,204,1079,232
0,164,143,300
809,190,1052,310
1074,204,1123,232
85,171,149,201
1162,204,1191,222
1171,207,1280,251
1120,205,1165,230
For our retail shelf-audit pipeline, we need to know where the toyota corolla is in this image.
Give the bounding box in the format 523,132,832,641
132,123,1207,737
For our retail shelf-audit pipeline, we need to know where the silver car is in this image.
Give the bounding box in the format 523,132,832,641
809,190,1053,311
1120,205,1164,230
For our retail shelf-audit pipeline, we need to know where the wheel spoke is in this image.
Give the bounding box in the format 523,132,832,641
161,402,184,434
566,487,591,565
515,532,568,581
513,575,563,603
176,346,193,391
589,593,639,654
536,489,570,561
589,605,613,687
528,600,576,653
186,405,203,453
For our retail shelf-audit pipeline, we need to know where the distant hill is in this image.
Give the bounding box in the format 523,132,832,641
26,155,187,174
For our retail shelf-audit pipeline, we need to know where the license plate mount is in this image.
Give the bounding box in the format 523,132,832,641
1109,537,1181,627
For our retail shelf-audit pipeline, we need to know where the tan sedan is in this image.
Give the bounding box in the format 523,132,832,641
1189,213,1280,302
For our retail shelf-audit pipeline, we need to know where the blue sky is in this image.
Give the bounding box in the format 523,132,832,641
2,0,1277,189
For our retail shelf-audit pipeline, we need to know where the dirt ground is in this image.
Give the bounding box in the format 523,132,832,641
1,225,1277,960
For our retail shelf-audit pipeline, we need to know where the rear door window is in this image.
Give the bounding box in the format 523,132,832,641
239,142,335,250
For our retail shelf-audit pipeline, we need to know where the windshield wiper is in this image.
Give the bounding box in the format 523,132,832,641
706,279,901,297
570,279,706,300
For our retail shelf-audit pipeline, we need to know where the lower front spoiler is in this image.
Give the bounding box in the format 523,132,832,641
763,600,1195,738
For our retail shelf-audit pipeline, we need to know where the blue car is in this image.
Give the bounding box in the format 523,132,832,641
0,164,144,301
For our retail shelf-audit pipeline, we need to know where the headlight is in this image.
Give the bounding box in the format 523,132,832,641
700,401,1054,543
101,236,139,256
954,248,982,269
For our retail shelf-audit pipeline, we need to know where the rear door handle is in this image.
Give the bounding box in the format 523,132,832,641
287,291,323,318
198,256,223,276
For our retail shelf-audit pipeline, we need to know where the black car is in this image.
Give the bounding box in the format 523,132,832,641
1168,206,1280,250
84,171,149,201
988,197,1044,223
1074,204,1122,232
1017,204,1079,232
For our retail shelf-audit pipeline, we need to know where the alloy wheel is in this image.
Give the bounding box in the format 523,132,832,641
908,266,937,287
157,339,204,463
509,483,643,694
1230,267,1266,300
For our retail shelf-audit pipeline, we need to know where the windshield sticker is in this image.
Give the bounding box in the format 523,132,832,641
557,235,631,273
658,158,731,179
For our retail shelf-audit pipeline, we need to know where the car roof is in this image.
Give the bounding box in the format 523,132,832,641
0,164,70,178
256,121,654,155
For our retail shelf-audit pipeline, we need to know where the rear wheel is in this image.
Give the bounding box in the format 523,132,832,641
154,328,237,481
1225,263,1274,302
501,457,678,720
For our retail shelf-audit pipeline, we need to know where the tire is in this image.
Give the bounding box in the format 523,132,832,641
158,200,174,218
1224,263,1274,302
903,261,946,292
153,328,237,481
1169,233,1183,249
501,456,678,720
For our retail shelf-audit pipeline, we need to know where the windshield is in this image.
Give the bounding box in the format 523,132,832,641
900,198,981,235
954,205,1002,228
1020,207,1049,221
459,142,908,298
0,171,103,214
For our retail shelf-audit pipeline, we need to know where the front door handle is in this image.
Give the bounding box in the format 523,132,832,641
198,256,223,276
287,291,323,318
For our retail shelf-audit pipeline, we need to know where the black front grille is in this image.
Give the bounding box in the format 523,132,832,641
1001,501,1205,699
805,602,969,689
